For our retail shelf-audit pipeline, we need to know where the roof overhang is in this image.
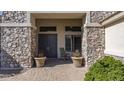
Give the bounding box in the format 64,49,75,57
30,11,86,19
101,12,124,27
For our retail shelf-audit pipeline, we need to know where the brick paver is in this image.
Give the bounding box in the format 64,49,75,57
0,59,87,81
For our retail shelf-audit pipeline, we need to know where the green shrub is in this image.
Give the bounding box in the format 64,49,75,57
84,56,124,81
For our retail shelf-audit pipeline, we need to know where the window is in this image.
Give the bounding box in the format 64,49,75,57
40,26,56,32
65,26,81,32
65,26,71,31
65,36,72,52
65,35,81,52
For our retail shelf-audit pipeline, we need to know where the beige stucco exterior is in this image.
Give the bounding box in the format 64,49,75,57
105,18,124,57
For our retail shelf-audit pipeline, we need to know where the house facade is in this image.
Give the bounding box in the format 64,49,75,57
0,11,124,69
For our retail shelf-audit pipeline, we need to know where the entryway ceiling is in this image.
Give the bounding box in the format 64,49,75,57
31,11,85,19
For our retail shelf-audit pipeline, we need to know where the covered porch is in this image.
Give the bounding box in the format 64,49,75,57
30,12,86,62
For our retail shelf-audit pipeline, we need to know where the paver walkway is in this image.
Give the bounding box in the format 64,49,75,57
0,59,87,81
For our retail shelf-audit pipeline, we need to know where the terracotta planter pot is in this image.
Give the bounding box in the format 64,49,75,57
71,57,83,67
34,57,46,67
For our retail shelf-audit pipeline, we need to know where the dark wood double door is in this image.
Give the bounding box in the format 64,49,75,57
38,34,57,58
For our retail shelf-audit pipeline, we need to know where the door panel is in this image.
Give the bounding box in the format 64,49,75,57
38,34,57,58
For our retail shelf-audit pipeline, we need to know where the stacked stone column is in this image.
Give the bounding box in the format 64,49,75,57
83,11,117,67
0,11,32,69
82,26,105,67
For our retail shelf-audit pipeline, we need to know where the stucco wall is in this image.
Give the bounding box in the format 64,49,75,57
105,19,124,57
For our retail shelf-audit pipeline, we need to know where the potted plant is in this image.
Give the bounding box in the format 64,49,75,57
71,50,83,67
34,52,46,68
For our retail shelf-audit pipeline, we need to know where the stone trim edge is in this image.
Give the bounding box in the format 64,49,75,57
0,23,37,30
0,23,31,27
84,23,102,28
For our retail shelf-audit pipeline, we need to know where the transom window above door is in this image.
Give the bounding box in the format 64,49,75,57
65,26,81,32
40,26,56,32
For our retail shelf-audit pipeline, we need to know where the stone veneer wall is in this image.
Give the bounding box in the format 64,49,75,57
0,11,32,68
31,28,37,57
90,11,118,23
83,11,118,67
1,11,27,23
82,27,105,66
1,27,31,68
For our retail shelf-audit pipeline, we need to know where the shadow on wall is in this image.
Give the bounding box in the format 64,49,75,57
0,49,23,75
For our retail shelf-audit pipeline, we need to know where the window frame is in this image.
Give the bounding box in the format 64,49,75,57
65,26,81,32
39,26,57,32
